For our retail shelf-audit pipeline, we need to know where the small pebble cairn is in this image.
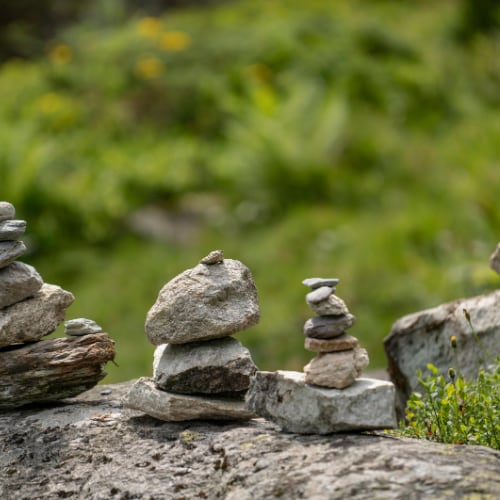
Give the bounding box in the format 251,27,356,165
125,250,261,421
302,278,369,389
0,201,115,409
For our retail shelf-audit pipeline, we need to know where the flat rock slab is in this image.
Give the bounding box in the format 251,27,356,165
246,371,396,434
153,337,257,395
0,283,74,348
384,289,500,418
1,380,498,500
0,220,26,241
0,333,116,409
0,261,43,310
145,258,260,345
124,377,255,421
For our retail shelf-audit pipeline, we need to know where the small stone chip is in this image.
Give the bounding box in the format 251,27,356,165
65,318,103,336
302,278,340,290
200,250,224,265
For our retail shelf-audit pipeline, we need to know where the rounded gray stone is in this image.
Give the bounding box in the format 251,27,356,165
0,261,44,310
306,286,333,304
0,240,26,269
0,201,15,222
0,220,26,241
304,314,356,339
145,259,260,345
307,292,349,316
153,336,257,395
65,318,103,336
302,278,340,290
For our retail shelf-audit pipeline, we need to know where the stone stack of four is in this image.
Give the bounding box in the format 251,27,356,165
302,278,369,389
125,250,260,421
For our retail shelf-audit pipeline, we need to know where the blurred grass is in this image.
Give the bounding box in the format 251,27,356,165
1,0,500,382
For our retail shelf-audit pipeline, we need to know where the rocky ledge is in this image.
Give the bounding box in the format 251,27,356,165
1,380,499,499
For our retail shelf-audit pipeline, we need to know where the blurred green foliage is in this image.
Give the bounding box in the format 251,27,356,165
1,0,499,382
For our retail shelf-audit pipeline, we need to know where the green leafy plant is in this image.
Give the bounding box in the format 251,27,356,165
395,311,500,450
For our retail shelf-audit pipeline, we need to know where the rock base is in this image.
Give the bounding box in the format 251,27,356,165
246,370,396,434
124,377,255,421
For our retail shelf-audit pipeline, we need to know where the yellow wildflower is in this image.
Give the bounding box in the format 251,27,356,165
37,92,62,114
134,56,164,79
49,44,72,65
137,17,161,38
159,31,191,52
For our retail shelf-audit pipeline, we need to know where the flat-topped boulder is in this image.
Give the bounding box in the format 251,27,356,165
145,258,260,345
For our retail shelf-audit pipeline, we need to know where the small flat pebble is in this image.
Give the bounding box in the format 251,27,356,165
304,314,356,339
306,286,333,303
0,202,15,222
304,334,359,353
65,318,103,336
0,220,27,241
200,249,224,265
0,240,27,269
302,278,340,290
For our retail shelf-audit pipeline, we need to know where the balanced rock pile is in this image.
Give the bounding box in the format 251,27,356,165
125,250,260,421
0,201,115,409
246,277,397,434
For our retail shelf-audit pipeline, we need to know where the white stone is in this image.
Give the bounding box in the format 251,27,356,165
153,337,256,395
124,377,256,421
145,259,260,345
65,318,103,336
0,283,74,347
0,261,43,309
246,371,396,434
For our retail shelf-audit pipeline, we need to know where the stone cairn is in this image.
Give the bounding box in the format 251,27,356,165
0,201,115,409
302,278,369,389
125,250,261,421
246,277,397,434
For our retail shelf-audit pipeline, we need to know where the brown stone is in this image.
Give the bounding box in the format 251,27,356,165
304,348,369,389
304,333,359,353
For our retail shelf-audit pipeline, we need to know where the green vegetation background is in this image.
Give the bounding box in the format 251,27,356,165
1,0,499,382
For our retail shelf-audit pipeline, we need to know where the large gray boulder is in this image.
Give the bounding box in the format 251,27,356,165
145,258,260,345
1,381,498,499
153,337,257,395
0,261,43,310
384,289,500,419
0,283,74,347
246,370,396,434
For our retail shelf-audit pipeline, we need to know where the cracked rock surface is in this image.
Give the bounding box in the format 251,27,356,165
1,380,499,499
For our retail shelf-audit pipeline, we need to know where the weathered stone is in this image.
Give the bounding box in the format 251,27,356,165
307,291,349,316
384,289,500,419
304,333,359,353
302,277,339,290
0,261,43,309
246,371,396,434
0,201,15,222
303,314,355,339
0,220,26,241
490,243,500,275
124,377,255,421
305,286,333,303
65,318,103,336
0,333,115,409
145,258,260,345
1,380,499,500
200,249,224,265
0,283,74,347
304,348,369,389
153,337,257,395
0,240,26,269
